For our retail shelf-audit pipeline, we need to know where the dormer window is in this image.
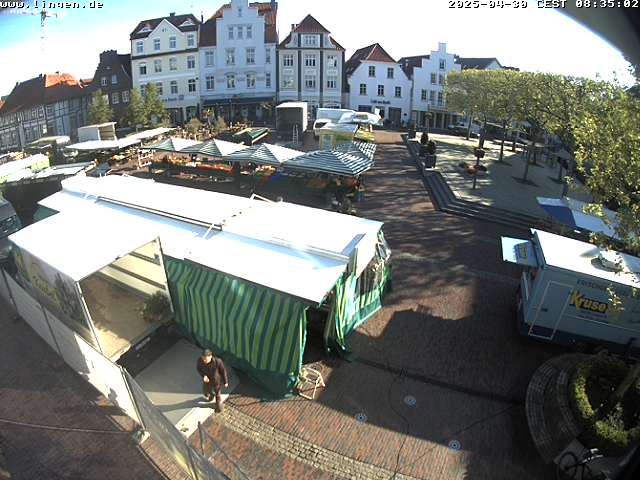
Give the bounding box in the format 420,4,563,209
138,24,152,33
180,19,194,27
302,34,318,47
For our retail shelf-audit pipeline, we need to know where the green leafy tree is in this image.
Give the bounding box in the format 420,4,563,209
445,71,478,141
87,89,114,125
123,88,146,129
143,83,167,125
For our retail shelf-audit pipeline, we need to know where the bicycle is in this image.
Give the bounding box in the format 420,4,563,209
556,448,608,480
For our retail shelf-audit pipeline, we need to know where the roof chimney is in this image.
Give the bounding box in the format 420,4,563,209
169,12,175,17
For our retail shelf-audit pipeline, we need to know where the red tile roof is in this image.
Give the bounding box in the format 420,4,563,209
130,13,200,40
0,74,86,115
293,14,330,33
202,2,278,47
346,43,396,75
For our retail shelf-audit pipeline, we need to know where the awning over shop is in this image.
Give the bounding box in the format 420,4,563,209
202,96,275,107
285,149,374,177
225,143,304,167
148,137,199,153
9,208,159,281
67,138,141,151
180,139,248,157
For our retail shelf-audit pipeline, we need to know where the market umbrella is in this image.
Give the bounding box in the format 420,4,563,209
224,143,304,167
180,138,248,157
285,149,374,177
537,196,620,240
147,137,199,153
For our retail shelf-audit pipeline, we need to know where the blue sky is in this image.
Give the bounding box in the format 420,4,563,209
0,0,634,96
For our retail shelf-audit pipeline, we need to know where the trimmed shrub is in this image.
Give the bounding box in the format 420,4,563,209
569,354,640,457
141,291,171,323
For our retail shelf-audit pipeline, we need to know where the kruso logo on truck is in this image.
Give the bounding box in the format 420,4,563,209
569,290,609,315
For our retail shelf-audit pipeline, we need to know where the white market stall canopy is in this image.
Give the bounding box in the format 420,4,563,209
224,143,305,166
148,137,199,153
180,138,248,157
127,127,175,142
37,175,384,304
2,162,92,185
67,138,141,151
9,208,159,282
0,154,50,183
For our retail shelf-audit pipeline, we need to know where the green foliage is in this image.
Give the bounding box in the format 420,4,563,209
123,88,146,128
141,291,171,322
570,355,640,457
186,117,202,134
213,116,228,133
143,83,167,125
87,89,114,125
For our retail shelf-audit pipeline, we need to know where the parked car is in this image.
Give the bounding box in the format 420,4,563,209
448,121,480,138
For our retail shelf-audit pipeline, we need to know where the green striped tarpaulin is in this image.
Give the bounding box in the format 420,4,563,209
164,257,308,396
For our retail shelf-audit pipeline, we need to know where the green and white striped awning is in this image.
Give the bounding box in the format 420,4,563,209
335,141,377,161
285,149,374,177
180,139,248,157
148,137,199,153
225,143,304,167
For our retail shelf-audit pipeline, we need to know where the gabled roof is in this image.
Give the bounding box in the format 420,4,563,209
130,13,200,40
293,14,330,33
398,54,430,77
225,143,304,166
0,74,85,115
180,138,248,157
456,57,502,70
345,43,396,75
202,2,278,47
278,33,345,51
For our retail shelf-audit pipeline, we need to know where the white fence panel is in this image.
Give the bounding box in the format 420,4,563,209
0,270,11,305
5,274,58,352
45,309,141,426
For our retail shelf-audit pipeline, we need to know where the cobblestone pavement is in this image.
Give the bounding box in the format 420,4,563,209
197,130,560,480
0,296,189,480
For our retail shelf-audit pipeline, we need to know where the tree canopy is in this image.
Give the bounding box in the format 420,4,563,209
87,89,114,125
143,83,167,125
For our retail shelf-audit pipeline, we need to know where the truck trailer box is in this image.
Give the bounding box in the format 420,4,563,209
502,229,640,354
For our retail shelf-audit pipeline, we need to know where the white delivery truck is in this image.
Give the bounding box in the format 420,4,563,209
502,229,640,355
275,102,308,139
313,108,355,139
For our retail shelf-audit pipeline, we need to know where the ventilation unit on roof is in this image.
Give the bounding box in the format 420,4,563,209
598,250,623,272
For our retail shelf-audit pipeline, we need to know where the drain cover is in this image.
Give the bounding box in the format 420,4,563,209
403,395,417,407
448,440,462,451
355,412,368,423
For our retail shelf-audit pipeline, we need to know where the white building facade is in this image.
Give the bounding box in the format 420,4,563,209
199,0,278,124
130,13,201,125
400,43,462,130
345,44,411,127
277,15,346,114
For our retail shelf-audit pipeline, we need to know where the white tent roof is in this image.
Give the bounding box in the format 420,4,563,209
0,154,48,178
37,175,383,303
67,138,141,151
9,208,159,281
127,127,175,141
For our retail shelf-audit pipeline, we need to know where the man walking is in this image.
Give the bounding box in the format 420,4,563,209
196,349,228,412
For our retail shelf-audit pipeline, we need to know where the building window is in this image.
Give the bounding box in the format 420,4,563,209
304,75,316,89
395,86,402,98
153,38,160,51
439,74,445,85
228,26,234,40
421,89,427,101
282,75,294,89
327,75,337,89
265,48,271,64
169,36,176,49
205,50,214,67
438,91,443,105
111,92,120,104
227,74,236,89
140,83,147,96
265,72,271,88
246,25,252,39
430,73,436,84
246,73,256,89
122,90,130,103
226,49,235,66
188,79,196,93
439,59,446,69
154,59,162,73
302,34,318,47
327,55,338,68
139,63,147,75
359,83,366,95
369,66,375,77
237,6,242,16
111,74,118,85
237,26,243,39
187,55,195,69
429,90,435,103
246,48,255,65
100,76,107,87
206,75,215,90
283,54,294,67
377,85,384,96
170,80,178,94
387,67,394,79
304,54,316,67
169,57,177,71
155,82,163,95
136,41,143,54
187,34,195,47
